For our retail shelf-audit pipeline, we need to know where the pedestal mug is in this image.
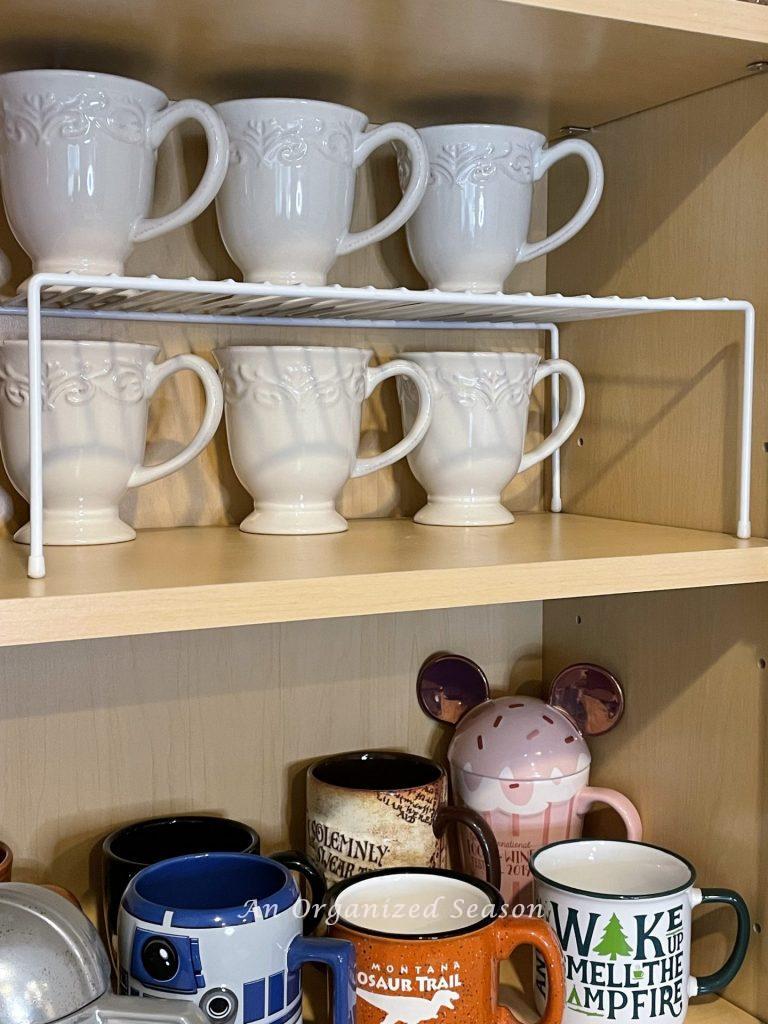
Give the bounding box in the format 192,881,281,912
531,840,750,1024
215,98,429,285
307,751,500,888
0,70,229,282
397,351,584,526
397,124,603,293
0,339,223,544
119,852,354,1024
328,867,565,1024
214,346,432,535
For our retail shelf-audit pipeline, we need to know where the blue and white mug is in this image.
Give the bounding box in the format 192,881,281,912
118,852,355,1024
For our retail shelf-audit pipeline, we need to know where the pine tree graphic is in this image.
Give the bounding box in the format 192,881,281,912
592,913,633,960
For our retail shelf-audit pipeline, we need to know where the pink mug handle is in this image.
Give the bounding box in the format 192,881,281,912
575,787,642,840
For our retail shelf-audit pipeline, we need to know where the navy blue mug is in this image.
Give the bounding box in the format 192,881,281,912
118,851,355,1024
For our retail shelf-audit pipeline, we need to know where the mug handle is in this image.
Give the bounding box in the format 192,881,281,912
689,888,751,996
336,123,429,256
270,849,326,935
94,994,208,1024
351,360,432,478
518,138,604,264
128,354,224,489
574,787,643,840
132,99,230,243
494,916,565,1024
433,804,501,891
287,936,355,1024
517,358,585,475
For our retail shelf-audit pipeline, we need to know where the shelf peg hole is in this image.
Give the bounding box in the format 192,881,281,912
763,441,768,453
754,922,762,935
575,614,583,625
577,437,585,447
759,658,766,671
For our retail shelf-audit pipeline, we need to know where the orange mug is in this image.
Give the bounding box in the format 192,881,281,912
328,866,565,1024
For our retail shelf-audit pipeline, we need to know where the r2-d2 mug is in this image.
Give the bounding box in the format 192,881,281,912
118,852,355,1024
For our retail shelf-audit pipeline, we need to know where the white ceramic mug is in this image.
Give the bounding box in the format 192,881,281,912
0,339,223,544
398,124,603,292
214,345,432,534
531,839,751,1024
397,351,584,526
214,98,429,285
0,69,229,281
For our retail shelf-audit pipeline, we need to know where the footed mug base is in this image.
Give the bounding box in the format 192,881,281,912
429,278,507,295
414,499,515,527
20,258,127,289
240,504,349,535
243,268,329,287
14,510,136,546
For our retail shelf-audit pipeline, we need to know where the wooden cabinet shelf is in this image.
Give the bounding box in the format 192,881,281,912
2,513,766,647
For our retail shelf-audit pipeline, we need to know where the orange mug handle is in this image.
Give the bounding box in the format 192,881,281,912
494,916,565,1024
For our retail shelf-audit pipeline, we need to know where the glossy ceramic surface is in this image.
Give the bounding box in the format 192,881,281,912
0,339,223,545
328,867,565,1024
0,883,205,1024
0,70,229,279
103,815,261,970
307,751,499,888
532,840,751,1024
215,346,432,534
119,852,354,1024
215,98,429,285
397,351,584,526
398,123,603,292
418,654,642,908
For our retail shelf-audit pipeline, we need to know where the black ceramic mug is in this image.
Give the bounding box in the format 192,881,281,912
102,814,322,969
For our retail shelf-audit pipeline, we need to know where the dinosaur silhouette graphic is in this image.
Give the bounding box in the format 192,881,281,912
357,987,460,1024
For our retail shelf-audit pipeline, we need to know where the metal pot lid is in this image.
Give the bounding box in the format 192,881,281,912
0,883,109,1024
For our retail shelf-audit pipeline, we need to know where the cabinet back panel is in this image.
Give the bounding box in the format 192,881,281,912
0,602,540,917
547,72,768,537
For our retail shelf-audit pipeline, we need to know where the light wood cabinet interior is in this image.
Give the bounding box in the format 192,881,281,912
0,4,766,1023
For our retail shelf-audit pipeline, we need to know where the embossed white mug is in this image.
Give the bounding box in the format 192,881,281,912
397,351,585,526
214,98,429,285
0,69,229,281
398,124,604,292
214,345,432,534
0,339,224,544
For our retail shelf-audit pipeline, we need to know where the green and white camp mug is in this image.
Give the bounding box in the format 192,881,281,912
530,839,750,1024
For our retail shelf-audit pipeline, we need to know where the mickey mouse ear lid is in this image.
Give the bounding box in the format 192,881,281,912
548,663,625,736
417,652,490,724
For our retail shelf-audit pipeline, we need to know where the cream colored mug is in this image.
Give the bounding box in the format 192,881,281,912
0,69,229,282
0,339,223,544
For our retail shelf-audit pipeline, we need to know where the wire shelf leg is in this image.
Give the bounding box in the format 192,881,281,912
27,279,45,578
737,305,754,539
548,325,562,513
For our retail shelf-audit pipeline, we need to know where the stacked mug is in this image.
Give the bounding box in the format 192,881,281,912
0,69,602,541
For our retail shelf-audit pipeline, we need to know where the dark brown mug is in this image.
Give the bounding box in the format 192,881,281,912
0,841,12,882
307,751,500,888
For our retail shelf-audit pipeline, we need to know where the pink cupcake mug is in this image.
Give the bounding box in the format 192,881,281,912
418,654,642,910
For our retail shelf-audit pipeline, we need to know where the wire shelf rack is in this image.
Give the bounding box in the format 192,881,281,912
3,272,756,578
